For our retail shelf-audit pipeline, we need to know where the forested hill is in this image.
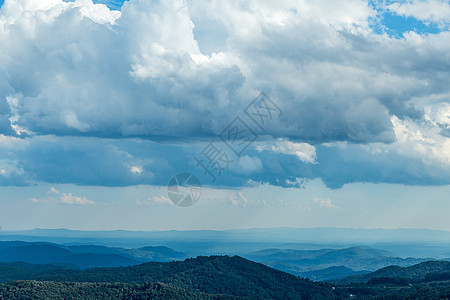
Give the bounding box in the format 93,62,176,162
333,260,450,284
0,256,342,300
2,257,450,299
0,281,242,300
332,260,450,299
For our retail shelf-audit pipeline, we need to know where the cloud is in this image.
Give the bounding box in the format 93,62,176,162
136,196,173,206
386,0,450,28
0,122,448,190
59,192,95,205
47,187,60,195
230,191,249,207
0,0,449,189
0,0,246,140
0,159,22,177
256,139,317,164
28,188,94,205
151,196,172,205
0,0,433,144
313,197,337,209
232,155,263,175
29,197,40,203
62,110,90,132
130,166,143,175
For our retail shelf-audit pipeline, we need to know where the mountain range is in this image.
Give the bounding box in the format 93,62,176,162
3,238,450,282
2,227,450,258
0,234,449,298
0,240,439,281
244,246,432,280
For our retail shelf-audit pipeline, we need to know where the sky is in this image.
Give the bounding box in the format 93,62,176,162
0,0,450,231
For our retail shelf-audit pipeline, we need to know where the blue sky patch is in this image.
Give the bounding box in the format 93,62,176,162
371,12,442,37
368,0,444,38
60,0,127,10
92,0,127,10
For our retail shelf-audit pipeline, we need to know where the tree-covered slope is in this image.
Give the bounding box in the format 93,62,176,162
0,280,241,300
334,260,450,284
1,256,342,299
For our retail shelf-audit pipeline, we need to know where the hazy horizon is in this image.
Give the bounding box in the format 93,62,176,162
3,226,450,233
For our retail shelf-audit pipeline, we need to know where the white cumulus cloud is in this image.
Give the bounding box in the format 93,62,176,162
256,139,317,164
0,0,449,189
313,197,337,209
59,192,95,205
387,0,450,27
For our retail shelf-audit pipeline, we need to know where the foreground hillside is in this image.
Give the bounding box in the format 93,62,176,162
0,256,341,299
2,255,450,299
0,281,241,300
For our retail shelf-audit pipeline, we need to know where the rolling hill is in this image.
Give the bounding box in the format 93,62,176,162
66,244,187,262
0,280,241,300
0,241,187,269
333,260,450,284
0,256,342,299
243,246,428,280
300,266,369,281
0,241,431,281
0,242,140,268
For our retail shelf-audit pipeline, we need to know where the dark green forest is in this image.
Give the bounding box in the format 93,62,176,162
0,280,242,300
0,256,450,299
0,256,340,299
334,260,450,299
